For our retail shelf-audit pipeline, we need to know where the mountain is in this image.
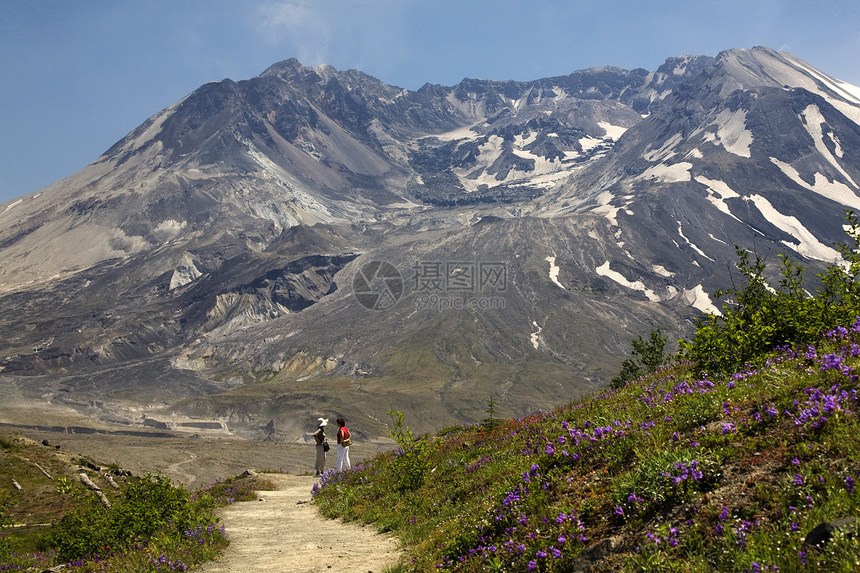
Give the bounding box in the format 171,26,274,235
1,47,858,441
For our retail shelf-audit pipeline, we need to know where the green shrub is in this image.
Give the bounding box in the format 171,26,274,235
44,473,199,562
610,328,670,388
681,210,860,375
387,410,436,491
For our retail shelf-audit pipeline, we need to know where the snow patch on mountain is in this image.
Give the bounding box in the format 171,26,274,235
681,284,721,315
510,144,568,178
769,157,860,209
447,125,597,193
831,79,860,104
598,121,628,140
455,136,505,192
530,321,543,350
2,198,23,213
676,221,714,261
643,133,683,162
590,191,624,225
746,194,841,262
800,104,858,189
652,264,673,277
796,65,860,106
702,108,753,158
777,51,860,126
828,132,844,158
578,125,625,158
578,135,604,153
640,162,692,183
695,176,743,222
546,255,565,289
596,261,660,302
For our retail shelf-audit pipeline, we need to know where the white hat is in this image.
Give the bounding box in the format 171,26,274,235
318,418,328,427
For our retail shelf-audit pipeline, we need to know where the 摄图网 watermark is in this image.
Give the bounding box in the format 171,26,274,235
352,259,508,311
411,293,506,311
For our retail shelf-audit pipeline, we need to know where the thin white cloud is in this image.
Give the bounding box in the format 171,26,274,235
252,0,410,79
255,1,332,64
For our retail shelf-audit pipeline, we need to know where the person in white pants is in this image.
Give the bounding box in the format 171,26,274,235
336,417,352,472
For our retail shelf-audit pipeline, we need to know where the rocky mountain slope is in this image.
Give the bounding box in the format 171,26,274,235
1,47,858,440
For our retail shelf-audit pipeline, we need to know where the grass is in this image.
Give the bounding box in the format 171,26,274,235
312,319,860,571
0,438,276,572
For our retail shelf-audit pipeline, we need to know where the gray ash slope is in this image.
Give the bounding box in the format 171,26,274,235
0,47,858,439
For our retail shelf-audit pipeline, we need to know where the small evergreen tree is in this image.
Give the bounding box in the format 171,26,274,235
483,395,500,427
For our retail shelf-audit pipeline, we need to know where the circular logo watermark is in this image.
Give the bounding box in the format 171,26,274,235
352,260,404,311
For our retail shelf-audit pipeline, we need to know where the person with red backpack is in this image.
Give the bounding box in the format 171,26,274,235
336,417,352,472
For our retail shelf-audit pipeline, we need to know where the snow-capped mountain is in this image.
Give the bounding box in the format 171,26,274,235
547,47,860,253
0,47,857,439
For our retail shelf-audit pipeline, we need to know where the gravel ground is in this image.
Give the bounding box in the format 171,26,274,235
194,473,403,573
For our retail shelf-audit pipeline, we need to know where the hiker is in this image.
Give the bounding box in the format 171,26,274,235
336,417,352,472
312,418,328,476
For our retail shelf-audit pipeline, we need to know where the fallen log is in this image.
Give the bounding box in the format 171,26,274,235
78,472,111,509
34,462,52,479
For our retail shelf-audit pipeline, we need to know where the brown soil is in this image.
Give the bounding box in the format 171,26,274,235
194,473,403,573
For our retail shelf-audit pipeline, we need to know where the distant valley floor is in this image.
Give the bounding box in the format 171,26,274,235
0,389,389,488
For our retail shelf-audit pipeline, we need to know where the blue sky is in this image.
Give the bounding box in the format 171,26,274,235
2,0,859,205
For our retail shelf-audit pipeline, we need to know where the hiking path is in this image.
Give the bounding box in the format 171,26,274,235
194,473,403,572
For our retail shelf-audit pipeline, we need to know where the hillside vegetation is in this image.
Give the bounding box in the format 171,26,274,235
0,436,273,571
312,213,860,572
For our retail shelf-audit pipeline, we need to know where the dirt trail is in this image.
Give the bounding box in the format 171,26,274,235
194,473,403,573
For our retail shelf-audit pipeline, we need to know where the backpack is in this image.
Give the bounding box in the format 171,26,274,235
341,426,352,447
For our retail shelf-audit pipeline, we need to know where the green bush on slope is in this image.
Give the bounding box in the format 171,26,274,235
0,458,269,571
681,210,860,375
